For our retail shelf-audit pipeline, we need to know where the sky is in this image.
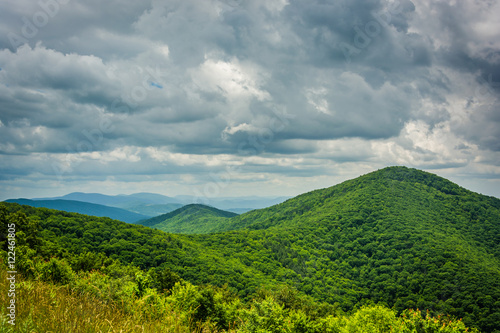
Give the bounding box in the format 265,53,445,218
0,0,499,201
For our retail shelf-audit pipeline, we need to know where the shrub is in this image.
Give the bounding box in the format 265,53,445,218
240,297,291,333
148,266,183,294
344,305,400,332
40,258,75,285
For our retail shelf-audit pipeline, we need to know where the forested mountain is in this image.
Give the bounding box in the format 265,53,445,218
1,166,499,332
218,166,500,235
139,204,238,234
3,198,150,223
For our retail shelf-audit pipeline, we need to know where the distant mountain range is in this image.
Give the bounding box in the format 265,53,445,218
4,199,150,223
33,192,289,214
33,192,178,206
5,192,289,222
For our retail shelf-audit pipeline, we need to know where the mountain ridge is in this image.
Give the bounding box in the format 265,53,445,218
4,198,150,223
134,166,500,239
214,166,492,232
31,192,289,215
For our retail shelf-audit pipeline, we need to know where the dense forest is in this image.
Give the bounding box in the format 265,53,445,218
1,166,499,332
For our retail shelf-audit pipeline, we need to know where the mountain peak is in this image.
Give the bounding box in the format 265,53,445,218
369,166,467,196
218,167,486,232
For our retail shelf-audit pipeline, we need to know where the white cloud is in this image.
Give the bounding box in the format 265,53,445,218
191,57,271,102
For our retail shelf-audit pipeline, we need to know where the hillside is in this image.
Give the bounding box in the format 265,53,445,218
2,166,500,332
3,199,150,223
138,204,238,234
188,166,500,330
0,202,273,295
218,166,500,235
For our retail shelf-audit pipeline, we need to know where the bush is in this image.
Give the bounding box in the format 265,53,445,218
399,309,480,333
241,297,291,333
40,258,75,285
166,283,233,331
14,246,41,279
70,270,136,306
71,251,111,272
148,266,183,294
134,272,151,298
344,305,399,332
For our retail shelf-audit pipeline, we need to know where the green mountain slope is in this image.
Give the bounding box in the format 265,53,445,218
187,166,500,331
3,199,150,223
3,166,500,332
138,204,238,234
219,166,499,237
1,203,273,296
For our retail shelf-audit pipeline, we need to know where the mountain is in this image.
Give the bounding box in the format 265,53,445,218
123,203,184,217
118,192,178,204
3,166,500,332
175,195,291,213
33,192,178,206
32,192,185,216
4,199,150,223
33,192,288,215
138,204,238,234
217,165,500,234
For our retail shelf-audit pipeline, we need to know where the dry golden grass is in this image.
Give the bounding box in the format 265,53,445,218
0,269,209,333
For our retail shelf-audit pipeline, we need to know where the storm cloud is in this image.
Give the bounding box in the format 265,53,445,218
0,0,499,200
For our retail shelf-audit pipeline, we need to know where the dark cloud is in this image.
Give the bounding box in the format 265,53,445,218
0,0,499,199
0,0,153,55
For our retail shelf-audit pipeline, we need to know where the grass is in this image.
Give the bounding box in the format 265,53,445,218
0,269,209,333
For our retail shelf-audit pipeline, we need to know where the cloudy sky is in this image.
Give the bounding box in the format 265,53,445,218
0,0,499,201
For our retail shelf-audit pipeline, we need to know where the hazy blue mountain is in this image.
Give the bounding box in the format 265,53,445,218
32,192,289,213
123,203,184,217
4,199,150,223
224,207,255,214
32,192,143,206
118,192,177,204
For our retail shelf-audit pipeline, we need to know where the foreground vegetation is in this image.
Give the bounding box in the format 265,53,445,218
0,256,477,332
1,166,499,332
